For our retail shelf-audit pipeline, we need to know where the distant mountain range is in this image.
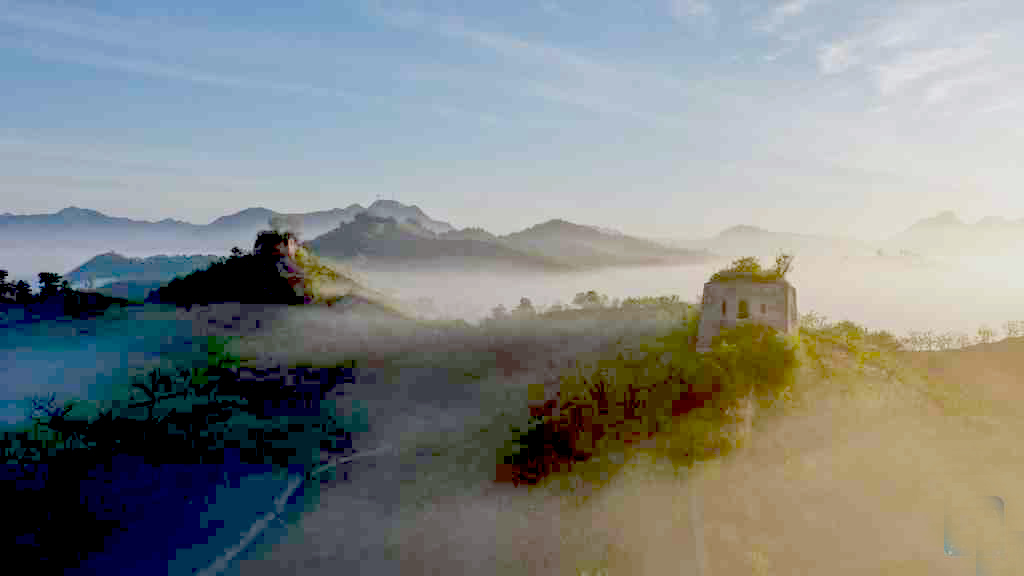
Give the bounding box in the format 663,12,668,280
3,203,1020,288
0,200,453,252
307,213,566,271
65,252,223,286
307,214,707,272
654,211,1024,263
888,210,1024,256
656,225,873,260
62,252,225,301
0,201,457,280
0,201,710,289
499,219,702,268
905,211,1024,230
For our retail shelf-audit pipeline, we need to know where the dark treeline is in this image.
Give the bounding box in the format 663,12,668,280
145,246,304,307
146,231,313,307
0,268,132,321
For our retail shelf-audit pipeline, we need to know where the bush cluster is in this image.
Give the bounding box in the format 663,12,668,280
502,312,799,484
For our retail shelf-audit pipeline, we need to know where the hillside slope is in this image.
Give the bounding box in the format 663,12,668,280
65,252,223,288
500,219,711,268
306,213,569,271
146,231,413,318
388,331,1024,575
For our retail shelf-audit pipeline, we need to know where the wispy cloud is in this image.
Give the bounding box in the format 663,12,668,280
526,82,681,126
436,105,503,127
13,39,345,97
762,44,799,62
539,2,572,19
0,1,349,97
817,38,859,75
0,135,271,189
374,5,696,126
670,0,712,22
873,33,998,96
812,0,1019,114
923,71,999,105
0,1,327,62
814,2,971,77
755,0,813,34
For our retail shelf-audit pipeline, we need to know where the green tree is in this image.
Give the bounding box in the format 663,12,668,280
800,311,828,333
515,297,535,316
0,269,10,301
977,325,994,345
726,256,761,274
14,280,32,303
937,332,955,351
1003,321,1020,339
866,330,902,351
773,252,795,277
920,330,936,351
38,272,62,299
955,332,972,349
572,290,608,309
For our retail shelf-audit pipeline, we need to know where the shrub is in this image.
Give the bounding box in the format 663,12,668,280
709,254,793,283
705,322,799,407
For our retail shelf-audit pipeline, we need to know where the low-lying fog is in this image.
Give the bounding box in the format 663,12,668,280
354,251,1024,338
5,242,1021,339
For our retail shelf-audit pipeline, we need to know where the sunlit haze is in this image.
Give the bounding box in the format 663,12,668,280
2,0,1024,239
7,3,1024,575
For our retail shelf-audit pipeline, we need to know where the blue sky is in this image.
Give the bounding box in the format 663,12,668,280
1,0,1023,240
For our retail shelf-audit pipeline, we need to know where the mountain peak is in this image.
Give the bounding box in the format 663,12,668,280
208,207,277,226
236,207,275,215
58,206,105,218
976,216,1017,228
533,218,584,230
719,224,770,237
364,200,453,234
910,211,964,230
368,199,426,215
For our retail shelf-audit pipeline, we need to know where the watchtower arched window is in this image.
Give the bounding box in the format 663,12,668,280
721,300,727,317
738,300,749,319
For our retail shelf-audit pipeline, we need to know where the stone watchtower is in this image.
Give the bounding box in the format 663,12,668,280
695,270,798,353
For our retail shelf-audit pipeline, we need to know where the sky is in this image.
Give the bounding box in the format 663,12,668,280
1,0,1023,240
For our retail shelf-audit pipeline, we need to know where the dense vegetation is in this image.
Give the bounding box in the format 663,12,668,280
3,337,354,566
494,281,1020,490
145,236,306,306
0,268,133,321
493,290,798,487
145,229,410,313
